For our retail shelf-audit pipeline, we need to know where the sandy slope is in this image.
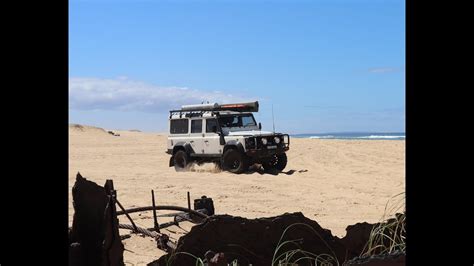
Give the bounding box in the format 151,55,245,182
68,125,405,265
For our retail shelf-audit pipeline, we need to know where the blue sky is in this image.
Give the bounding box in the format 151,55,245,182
69,0,405,134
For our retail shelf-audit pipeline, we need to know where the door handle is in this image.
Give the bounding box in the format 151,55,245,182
204,140,209,142
190,140,194,143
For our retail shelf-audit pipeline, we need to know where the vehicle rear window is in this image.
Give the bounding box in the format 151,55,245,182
170,119,189,134
191,119,202,133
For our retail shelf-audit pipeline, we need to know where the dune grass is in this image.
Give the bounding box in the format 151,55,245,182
360,192,406,258
271,223,339,266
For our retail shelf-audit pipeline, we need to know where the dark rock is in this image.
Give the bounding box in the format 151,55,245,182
151,211,405,265
155,212,348,265
341,222,377,260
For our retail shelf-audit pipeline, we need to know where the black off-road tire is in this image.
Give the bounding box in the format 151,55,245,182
173,150,190,171
222,149,249,174
263,153,288,172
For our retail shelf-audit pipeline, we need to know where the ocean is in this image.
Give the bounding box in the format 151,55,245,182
291,132,405,140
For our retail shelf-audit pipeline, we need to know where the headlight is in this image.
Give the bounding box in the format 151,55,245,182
274,136,281,144
261,138,268,145
283,135,289,143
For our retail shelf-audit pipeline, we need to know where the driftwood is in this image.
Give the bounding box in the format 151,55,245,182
69,173,124,266
68,173,212,265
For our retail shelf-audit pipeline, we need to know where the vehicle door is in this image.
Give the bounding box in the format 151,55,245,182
189,118,204,154
203,118,223,155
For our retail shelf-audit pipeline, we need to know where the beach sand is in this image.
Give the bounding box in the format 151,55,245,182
68,124,405,265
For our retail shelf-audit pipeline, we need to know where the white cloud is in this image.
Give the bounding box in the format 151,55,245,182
69,77,252,112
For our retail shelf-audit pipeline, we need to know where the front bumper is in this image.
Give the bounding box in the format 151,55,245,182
244,134,290,159
245,146,289,158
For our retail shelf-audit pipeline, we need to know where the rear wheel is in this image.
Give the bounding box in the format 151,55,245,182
263,153,287,172
222,149,249,174
173,150,190,171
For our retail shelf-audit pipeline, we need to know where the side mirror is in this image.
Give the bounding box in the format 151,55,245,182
258,122,262,130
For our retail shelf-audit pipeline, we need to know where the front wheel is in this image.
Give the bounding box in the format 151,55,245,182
263,153,287,172
222,149,249,174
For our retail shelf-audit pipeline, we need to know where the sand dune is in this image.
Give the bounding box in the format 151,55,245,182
69,124,109,135
68,124,405,265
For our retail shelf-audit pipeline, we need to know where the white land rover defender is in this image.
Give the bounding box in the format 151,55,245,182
166,101,290,174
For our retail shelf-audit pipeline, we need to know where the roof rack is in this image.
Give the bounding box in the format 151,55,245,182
169,110,214,119
169,101,259,118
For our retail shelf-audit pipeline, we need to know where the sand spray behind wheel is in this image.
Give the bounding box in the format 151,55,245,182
187,162,222,173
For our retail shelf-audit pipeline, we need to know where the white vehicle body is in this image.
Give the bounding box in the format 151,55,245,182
166,102,290,173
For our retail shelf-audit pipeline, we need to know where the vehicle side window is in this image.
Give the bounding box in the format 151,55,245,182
206,119,217,133
170,119,189,134
242,115,256,126
191,119,202,133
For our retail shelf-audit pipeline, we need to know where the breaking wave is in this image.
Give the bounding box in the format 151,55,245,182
307,135,405,140
360,135,405,139
309,135,335,139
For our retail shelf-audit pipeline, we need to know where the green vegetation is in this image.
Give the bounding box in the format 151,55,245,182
271,223,339,266
360,192,406,257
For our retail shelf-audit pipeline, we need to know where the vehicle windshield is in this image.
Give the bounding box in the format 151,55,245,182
218,114,257,128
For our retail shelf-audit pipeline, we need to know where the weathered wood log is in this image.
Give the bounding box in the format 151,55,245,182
69,173,124,266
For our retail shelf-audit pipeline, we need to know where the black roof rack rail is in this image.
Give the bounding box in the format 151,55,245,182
169,110,216,119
